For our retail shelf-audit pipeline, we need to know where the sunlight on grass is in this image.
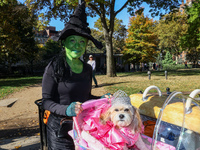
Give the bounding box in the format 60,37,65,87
0,87,19,99
1,69,200,99
0,76,42,99
96,69,200,96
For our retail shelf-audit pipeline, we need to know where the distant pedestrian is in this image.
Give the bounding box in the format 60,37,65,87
141,63,144,71
185,61,188,68
100,62,106,74
144,63,147,70
87,55,98,87
155,64,158,70
103,62,106,74
153,63,156,70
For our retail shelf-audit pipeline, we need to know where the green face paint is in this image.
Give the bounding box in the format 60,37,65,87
63,35,88,60
62,35,88,73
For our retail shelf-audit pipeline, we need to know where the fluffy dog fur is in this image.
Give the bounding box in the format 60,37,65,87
100,104,150,150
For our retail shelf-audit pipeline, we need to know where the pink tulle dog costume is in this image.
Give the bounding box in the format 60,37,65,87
68,90,176,150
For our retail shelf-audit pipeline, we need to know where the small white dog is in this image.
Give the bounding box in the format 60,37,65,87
100,90,150,150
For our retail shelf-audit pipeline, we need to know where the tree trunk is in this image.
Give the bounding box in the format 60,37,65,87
7,55,12,74
30,60,34,75
104,33,115,77
98,0,117,77
133,63,136,72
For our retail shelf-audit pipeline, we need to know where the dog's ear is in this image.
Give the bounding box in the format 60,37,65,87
131,106,143,133
100,108,111,124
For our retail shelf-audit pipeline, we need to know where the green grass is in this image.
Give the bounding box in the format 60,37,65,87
96,68,200,96
0,76,42,99
1,68,200,100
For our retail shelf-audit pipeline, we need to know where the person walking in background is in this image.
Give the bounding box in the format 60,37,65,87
87,55,98,87
141,63,144,71
144,63,147,71
153,62,156,71
185,61,188,68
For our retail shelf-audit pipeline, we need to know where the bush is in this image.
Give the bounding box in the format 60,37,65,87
162,51,175,65
163,64,190,70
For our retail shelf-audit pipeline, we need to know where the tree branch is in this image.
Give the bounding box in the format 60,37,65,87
88,2,108,32
109,0,115,34
88,3,101,16
99,2,109,33
114,0,129,17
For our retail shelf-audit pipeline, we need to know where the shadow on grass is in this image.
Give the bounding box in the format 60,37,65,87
0,142,40,150
117,69,200,77
0,126,40,139
0,126,41,150
0,76,42,88
153,69,200,76
170,69,200,76
95,81,130,88
117,71,166,77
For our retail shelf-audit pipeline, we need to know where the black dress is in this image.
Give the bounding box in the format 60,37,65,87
42,58,95,150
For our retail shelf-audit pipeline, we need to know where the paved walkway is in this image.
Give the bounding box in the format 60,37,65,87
0,135,40,150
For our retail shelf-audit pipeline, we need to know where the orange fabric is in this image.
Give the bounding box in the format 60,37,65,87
143,120,156,138
43,110,51,124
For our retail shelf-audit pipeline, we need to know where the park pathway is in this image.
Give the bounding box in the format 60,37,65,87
0,79,106,150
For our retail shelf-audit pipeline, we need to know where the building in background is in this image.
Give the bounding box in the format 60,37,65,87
35,26,59,45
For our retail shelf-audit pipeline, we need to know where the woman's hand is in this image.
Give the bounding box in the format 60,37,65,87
66,102,83,117
101,93,112,103
101,93,112,99
74,102,83,115
104,94,112,99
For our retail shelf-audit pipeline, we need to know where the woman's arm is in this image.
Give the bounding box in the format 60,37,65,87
42,63,68,116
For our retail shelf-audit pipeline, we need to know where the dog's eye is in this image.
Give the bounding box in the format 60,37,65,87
114,109,119,111
124,109,129,112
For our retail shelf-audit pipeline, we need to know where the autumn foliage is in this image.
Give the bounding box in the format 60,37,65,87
122,11,158,65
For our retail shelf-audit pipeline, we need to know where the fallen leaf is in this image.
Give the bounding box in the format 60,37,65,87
15,145,21,149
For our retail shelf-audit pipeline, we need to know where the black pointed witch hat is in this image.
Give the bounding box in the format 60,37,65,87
57,2,103,49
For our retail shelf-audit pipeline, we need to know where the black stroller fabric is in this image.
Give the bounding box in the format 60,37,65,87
47,113,74,150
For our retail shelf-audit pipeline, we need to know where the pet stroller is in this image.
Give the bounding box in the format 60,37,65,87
35,87,200,150
130,86,200,150
69,89,196,150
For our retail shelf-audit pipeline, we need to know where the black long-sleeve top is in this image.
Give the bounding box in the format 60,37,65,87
42,59,97,117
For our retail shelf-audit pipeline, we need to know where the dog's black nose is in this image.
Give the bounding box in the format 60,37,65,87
119,114,124,119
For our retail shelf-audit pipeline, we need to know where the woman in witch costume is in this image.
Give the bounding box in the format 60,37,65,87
42,2,103,149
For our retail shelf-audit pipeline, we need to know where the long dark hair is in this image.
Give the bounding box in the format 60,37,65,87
50,50,71,83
